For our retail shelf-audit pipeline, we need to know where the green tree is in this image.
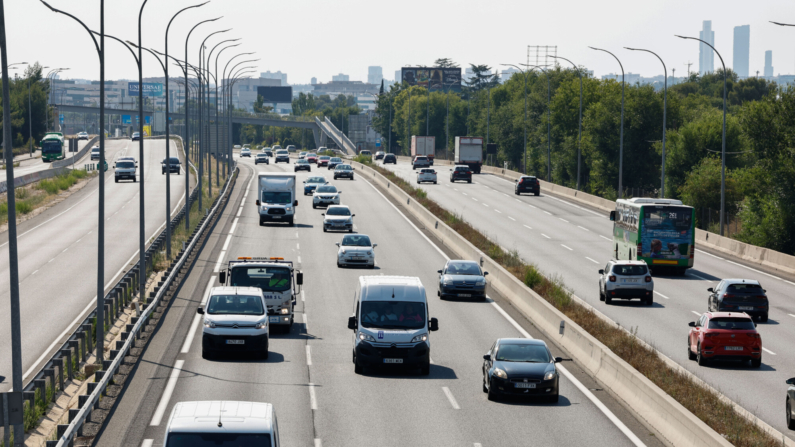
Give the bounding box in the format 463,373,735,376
434,58,458,68
465,64,498,92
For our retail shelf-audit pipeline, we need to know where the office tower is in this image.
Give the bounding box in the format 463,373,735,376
733,25,750,78
699,21,715,74
764,51,773,78
367,66,383,85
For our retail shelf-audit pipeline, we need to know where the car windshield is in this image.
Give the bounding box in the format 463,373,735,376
708,317,756,330
445,262,482,276
612,265,648,275
91,148,99,153
416,157,427,161
341,235,371,247
297,159,308,164
360,301,426,329
326,207,350,216
116,162,134,169
320,156,330,160
166,433,272,447
420,169,435,174
262,191,292,205
495,344,551,363
331,158,342,162
455,167,469,171
336,165,352,171
206,294,264,315
229,266,292,292
316,186,337,193
727,283,763,293
306,177,325,184
257,154,267,157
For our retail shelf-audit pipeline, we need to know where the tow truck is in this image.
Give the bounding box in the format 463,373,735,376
219,257,303,332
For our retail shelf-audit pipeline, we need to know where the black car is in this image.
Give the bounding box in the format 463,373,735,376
515,176,540,196
383,153,396,164
162,157,180,174
483,338,562,402
450,165,472,183
264,150,274,157
375,151,385,160
438,260,487,300
294,159,311,172
334,164,354,180
707,279,769,322
328,157,343,170
131,132,140,141
786,378,795,429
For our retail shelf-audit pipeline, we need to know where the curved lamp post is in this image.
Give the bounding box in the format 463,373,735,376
212,41,240,185
589,46,625,198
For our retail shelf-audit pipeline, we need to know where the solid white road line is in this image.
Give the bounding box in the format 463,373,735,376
314,439,322,447
229,217,239,234
695,249,723,260
762,347,776,355
725,260,783,281
213,251,226,273
691,311,702,316
303,313,308,331
561,244,573,251
236,207,242,217
600,235,612,241
541,234,551,239
654,291,670,300
442,387,460,410
309,383,318,410
141,440,153,447
508,216,516,221
150,359,185,426
181,277,216,354
222,234,232,251
301,290,306,302
585,257,599,264
306,345,313,366
31,270,38,275
789,314,795,318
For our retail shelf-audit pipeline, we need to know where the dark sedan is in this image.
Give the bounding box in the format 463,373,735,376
333,164,354,180
450,165,472,183
383,153,397,164
707,279,769,322
294,159,312,172
161,157,180,174
438,260,487,300
483,338,562,402
131,132,140,141
515,176,540,196
328,157,343,170
786,378,795,429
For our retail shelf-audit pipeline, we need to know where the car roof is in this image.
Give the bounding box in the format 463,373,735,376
327,205,349,210
454,165,470,169
167,401,273,434
209,286,263,296
521,175,537,179
609,260,648,266
358,276,426,302
497,338,547,346
705,312,754,320
447,259,478,266
721,279,761,286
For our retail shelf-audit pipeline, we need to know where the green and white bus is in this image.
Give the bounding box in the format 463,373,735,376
41,132,65,162
609,198,695,274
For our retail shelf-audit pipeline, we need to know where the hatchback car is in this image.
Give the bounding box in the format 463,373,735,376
255,153,269,165
334,164,354,180
417,168,437,184
131,132,140,141
598,260,653,305
161,156,181,174
438,260,488,300
306,153,318,164
375,151,385,160
241,148,251,157
303,176,327,196
328,157,343,170
515,176,540,196
322,205,354,233
336,234,376,268
77,131,89,140
450,165,473,183
90,146,100,160
707,279,769,322
412,156,430,170
482,338,562,402
294,159,311,172
318,155,331,167
299,151,308,159
312,185,341,208
688,312,762,367
383,153,397,164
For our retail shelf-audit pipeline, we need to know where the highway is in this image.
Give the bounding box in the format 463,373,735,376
0,138,95,182
0,138,187,392
96,156,667,447
380,160,795,438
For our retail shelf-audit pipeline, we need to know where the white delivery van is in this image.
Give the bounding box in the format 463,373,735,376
257,173,298,226
163,401,280,447
198,286,269,359
347,276,439,375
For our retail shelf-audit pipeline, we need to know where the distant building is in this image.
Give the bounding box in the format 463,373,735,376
733,25,750,78
367,66,383,85
311,77,317,85
394,70,401,84
332,73,350,82
313,80,378,97
500,67,519,83
226,77,287,113
764,51,773,78
260,71,287,85
777,74,795,86
700,21,715,74
355,94,377,111
601,72,641,84
291,84,315,97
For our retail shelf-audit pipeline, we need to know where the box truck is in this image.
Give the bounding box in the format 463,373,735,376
411,136,436,165
257,173,298,225
454,137,483,173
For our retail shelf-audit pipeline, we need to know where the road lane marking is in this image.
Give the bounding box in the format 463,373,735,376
229,217,239,234
150,359,185,426
695,249,723,260
306,345,313,366
442,387,460,410
508,216,516,221
301,290,306,302
559,218,569,223
586,257,599,264
789,314,795,318
462,192,467,196
523,225,533,230
222,234,232,251
472,198,478,202
297,243,300,250
303,313,308,331
482,203,488,207
141,441,153,447
600,235,612,241
298,256,302,264
762,348,776,355
240,197,246,206
654,291,670,299
309,383,318,410
688,272,711,281
527,204,537,209
494,209,502,214
515,199,522,203
236,207,242,217
543,211,552,215
725,260,783,281
561,244,573,251
49,258,55,263
691,311,702,316
213,251,226,273
314,440,322,447
578,226,590,232
62,248,68,253
541,234,551,239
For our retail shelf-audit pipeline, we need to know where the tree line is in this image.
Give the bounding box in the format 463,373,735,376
0,62,51,155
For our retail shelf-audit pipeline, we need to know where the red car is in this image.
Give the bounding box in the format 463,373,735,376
688,312,762,367
318,155,330,167
306,154,318,164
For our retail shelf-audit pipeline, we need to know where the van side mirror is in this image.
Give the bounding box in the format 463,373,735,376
335,242,340,247
219,271,226,284
707,287,714,292
296,272,303,285
294,200,298,206
609,211,616,221
373,244,377,248
197,307,205,315
688,321,696,327
787,378,795,385
429,317,439,331
347,316,357,330
598,269,604,274
256,200,261,206
554,357,563,363
483,354,491,361
483,272,489,276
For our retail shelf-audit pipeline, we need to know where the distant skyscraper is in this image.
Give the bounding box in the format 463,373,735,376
311,77,317,85
332,73,350,82
367,66,383,85
699,21,715,74
395,70,402,83
733,25,750,78
260,71,287,85
764,51,773,78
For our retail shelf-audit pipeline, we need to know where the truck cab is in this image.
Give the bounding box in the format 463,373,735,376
219,257,303,332
256,173,298,225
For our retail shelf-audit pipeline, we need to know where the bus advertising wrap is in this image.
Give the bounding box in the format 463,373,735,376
641,207,693,260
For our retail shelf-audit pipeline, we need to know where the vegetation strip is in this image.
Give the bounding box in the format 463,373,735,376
360,158,779,447
1,169,95,226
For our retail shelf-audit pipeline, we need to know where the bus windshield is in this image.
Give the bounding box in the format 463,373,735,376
641,206,693,260
42,141,61,154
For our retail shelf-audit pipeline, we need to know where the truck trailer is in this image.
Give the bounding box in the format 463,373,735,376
454,136,483,173
257,172,298,225
411,136,436,165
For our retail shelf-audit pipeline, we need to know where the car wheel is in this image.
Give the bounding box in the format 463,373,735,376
487,379,498,401
323,227,327,233
605,294,612,304
351,175,354,180
337,261,342,268
482,374,489,393
115,178,118,183
788,399,795,430
202,348,211,360
688,338,697,360
515,190,520,195
761,313,768,323
354,355,364,375
420,362,430,376
548,393,559,404
312,204,316,209
751,357,762,368
599,287,605,302
433,181,437,184
646,296,654,306
261,348,269,360
468,179,472,184
697,343,708,366
534,192,540,196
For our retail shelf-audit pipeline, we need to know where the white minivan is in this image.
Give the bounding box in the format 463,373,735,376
163,401,280,446
198,286,270,359
347,276,439,375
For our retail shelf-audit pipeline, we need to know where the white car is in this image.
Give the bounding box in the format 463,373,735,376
77,131,89,140
313,184,341,208
417,168,437,184
241,147,251,157
336,234,376,268
163,401,280,447
90,146,100,160
322,205,354,233
299,151,308,159
198,286,269,359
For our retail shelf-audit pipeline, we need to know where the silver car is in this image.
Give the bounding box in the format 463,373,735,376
322,205,354,233
336,234,376,268
598,260,653,305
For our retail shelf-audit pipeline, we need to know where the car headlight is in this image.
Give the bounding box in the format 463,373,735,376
443,277,454,285
366,251,372,255
341,249,347,254
544,371,557,381
280,308,290,315
203,319,216,328
285,207,292,211
255,321,267,329
476,277,486,286
358,332,375,342
347,218,353,223
493,368,507,379
411,333,428,343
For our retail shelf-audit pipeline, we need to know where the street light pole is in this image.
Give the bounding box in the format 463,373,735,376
676,35,727,235
213,41,240,187
501,64,528,173
625,47,667,198
589,47,625,198
550,55,583,190
136,0,151,304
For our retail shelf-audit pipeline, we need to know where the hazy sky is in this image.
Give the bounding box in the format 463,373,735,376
7,0,795,84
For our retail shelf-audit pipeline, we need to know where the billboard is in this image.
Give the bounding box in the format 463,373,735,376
256,86,293,103
401,67,461,92
128,82,164,97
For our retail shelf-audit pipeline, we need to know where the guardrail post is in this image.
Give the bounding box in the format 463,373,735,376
104,301,112,331
33,379,46,407
68,340,80,366
57,424,72,447
115,286,125,307
61,348,73,381
112,291,120,319
78,330,86,363
93,371,105,395
81,323,93,353
43,368,56,399
53,358,64,392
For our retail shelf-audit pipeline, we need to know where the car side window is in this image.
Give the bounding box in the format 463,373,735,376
604,263,611,275
697,314,706,327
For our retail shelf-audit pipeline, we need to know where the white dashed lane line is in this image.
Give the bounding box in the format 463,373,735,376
691,311,701,316
541,234,551,239
442,387,460,410
523,225,532,230
688,272,711,281
585,257,599,264
561,244,573,251
229,217,239,234
495,209,502,214
222,234,232,251
600,235,612,241
309,383,318,410
213,251,226,273
508,216,516,221
654,291,670,300
543,210,552,215
472,198,478,202
578,226,590,232
306,345,313,365
150,359,185,426
762,348,776,355
482,202,488,207
559,218,569,223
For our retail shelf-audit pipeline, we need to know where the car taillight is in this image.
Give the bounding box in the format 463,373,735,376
609,275,616,282
755,295,767,301
645,276,651,283
723,294,734,299
466,171,471,174
746,333,760,339
518,179,524,184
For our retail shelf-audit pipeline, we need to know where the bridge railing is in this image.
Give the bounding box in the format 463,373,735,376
319,116,356,155
230,110,314,123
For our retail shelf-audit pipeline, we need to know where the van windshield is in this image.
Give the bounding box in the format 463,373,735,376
206,295,264,316
360,301,426,330
230,266,291,292
116,162,135,169
262,191,292,205
166,433,272,447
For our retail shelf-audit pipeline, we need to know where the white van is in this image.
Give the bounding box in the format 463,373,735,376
347,276,439,375
198,286,269,359
256,173,298,226
163,401,280,447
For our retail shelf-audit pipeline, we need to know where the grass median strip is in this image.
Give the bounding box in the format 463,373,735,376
362,159,779,447
1,169,94,226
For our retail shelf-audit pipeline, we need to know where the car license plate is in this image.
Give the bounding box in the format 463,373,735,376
458,294,471,297
272,216,281,219
725,346,743,351
383,358,403,364
622,279,638,283
739,306,753,311
269,316,280,323
226,340,244,345
514,383,536,389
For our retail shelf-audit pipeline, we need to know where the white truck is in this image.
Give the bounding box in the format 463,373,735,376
256,173,298,226
219,257,304,333
454,136,484,174
411,136,436,165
